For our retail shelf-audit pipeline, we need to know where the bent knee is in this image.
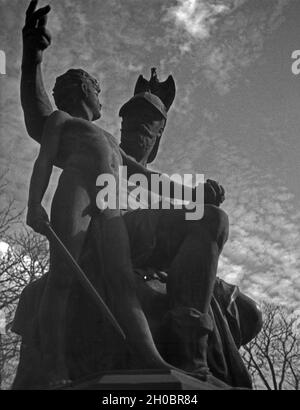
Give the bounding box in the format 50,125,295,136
203,205,229,246
237,295,263,345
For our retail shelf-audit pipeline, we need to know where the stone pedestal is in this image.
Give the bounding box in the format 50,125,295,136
70,369,229,390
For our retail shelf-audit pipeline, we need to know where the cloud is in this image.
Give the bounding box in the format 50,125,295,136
163,0,292,95
167,0,230,39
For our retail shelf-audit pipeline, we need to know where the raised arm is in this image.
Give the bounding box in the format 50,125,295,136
21,0,53,143
27,111,66,234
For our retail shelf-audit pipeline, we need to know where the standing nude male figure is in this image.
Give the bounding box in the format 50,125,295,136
22,1,231,386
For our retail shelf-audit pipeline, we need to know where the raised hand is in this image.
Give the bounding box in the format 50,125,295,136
22,0,52,64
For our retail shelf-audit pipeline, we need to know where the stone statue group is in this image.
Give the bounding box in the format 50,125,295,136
12,0,263,390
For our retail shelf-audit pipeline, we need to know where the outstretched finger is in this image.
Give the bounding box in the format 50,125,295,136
25,5,51,29
25,0,39,19
25,0,38,26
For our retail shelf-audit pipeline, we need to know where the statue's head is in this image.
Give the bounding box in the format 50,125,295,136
53,69,101,121
119,68,176,165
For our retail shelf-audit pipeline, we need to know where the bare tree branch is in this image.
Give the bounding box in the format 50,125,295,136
242,302,300,390
0,171,49,388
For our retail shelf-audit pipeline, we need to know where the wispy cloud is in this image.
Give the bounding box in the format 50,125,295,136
163,0,292,94
167,0,230,39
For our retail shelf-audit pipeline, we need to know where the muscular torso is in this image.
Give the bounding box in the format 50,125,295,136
48,114,123,210
57,116,122,180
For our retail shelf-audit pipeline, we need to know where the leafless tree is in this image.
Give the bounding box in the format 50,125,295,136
0,170,49,389
0,171,22,237
0,229,49,389
242,302,300,390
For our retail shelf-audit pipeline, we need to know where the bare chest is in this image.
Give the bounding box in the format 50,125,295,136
58,120,122,170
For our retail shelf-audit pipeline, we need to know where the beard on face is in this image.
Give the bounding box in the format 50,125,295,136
120,128,157,162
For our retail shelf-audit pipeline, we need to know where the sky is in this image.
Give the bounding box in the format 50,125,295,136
0,0,300,309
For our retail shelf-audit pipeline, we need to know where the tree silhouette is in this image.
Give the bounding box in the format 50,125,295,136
242,302,300,390
0,171,49,389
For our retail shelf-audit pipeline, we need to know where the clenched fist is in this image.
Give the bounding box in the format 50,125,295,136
26,203,49,236
204,179,225,207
